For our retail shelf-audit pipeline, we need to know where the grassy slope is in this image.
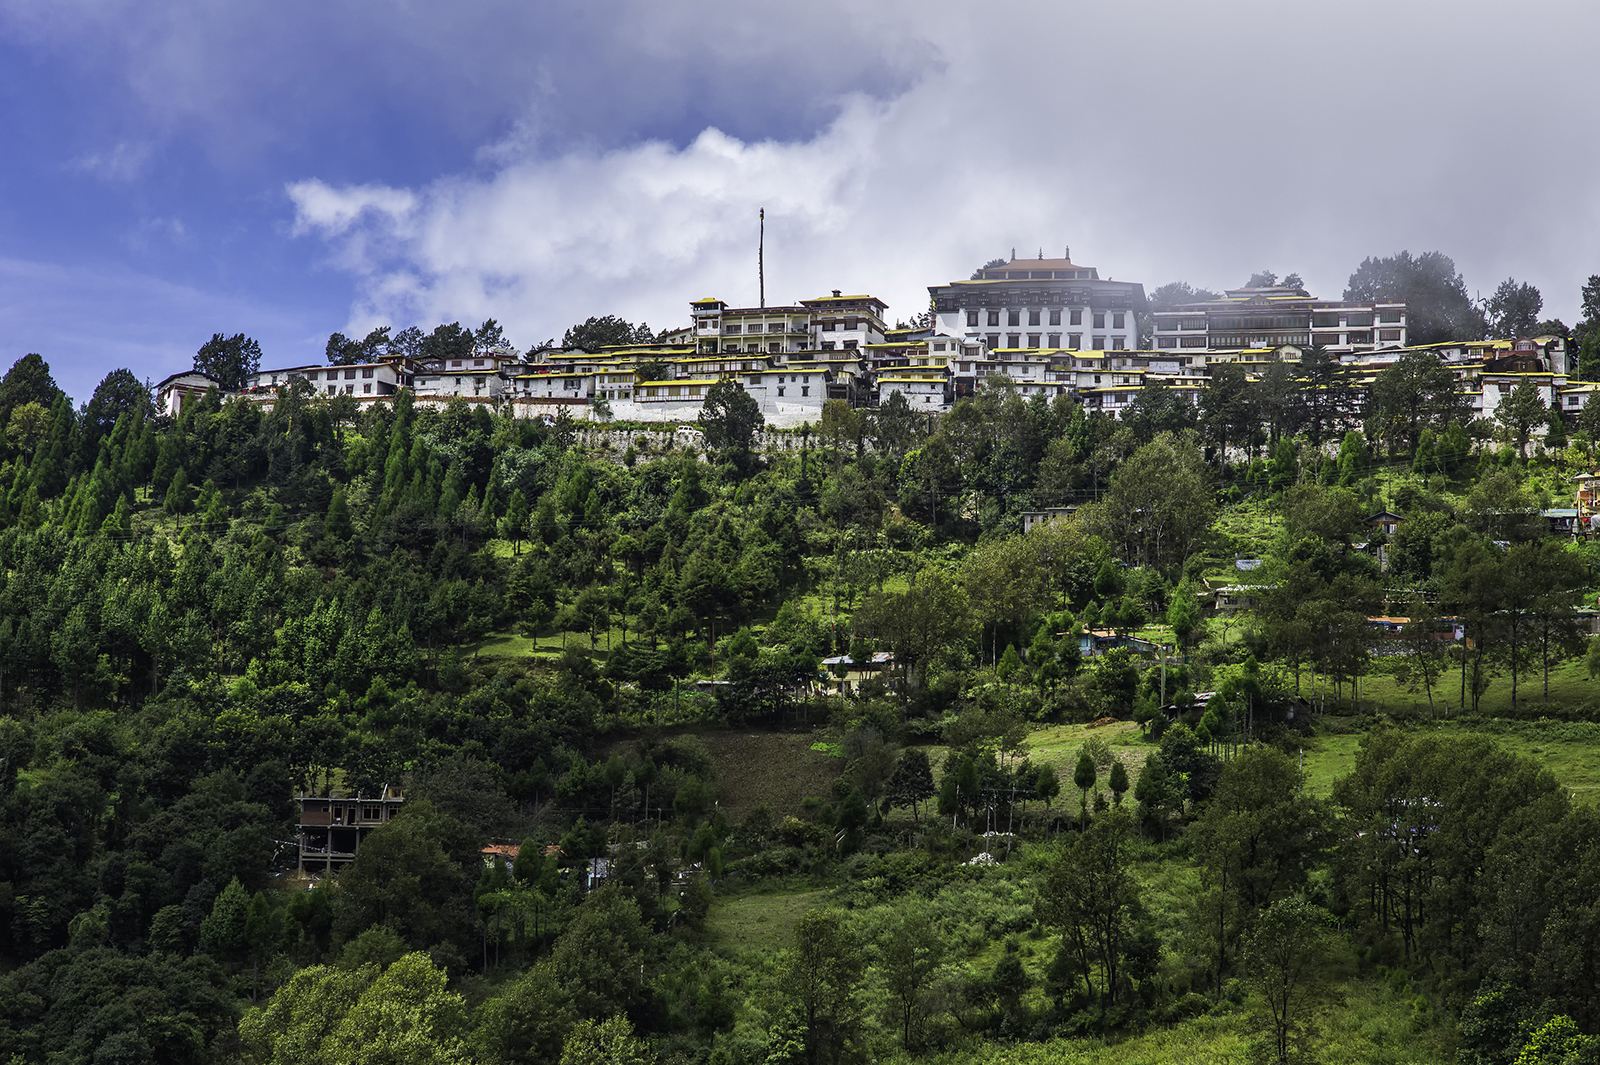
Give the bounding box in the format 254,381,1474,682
698,732,842,818
705,886,829,961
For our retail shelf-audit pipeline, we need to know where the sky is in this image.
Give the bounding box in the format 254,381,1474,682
5,0,1600,405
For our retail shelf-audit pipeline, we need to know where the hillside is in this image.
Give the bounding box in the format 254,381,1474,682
0,350,1599,1064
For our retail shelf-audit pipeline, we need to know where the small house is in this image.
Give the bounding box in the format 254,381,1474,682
297,784,405,877
819,651,894,696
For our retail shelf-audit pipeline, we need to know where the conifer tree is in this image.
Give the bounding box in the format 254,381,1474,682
325,488,353,541
164,468,191,514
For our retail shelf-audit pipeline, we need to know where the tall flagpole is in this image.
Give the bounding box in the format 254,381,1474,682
759,207,765,309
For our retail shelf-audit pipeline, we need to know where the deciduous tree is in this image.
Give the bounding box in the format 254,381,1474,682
1243,896,1331,1064
194,332,263,392
698,379,763,469
1036,808,1143,1006
1344,250,1484,344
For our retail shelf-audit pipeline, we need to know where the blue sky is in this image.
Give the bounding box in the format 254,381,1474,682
5,0,1600,404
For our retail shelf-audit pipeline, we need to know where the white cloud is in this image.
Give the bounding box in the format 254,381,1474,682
289,107,913,343
14,0,1600,343
284,0,1600,339
287,182,417,237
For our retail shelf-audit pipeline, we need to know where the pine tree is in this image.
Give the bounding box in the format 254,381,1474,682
501,489,530,555
325,488,353,541
1075,749,1097,825
164,468,191,514
437,463,464,523
200,876,251,962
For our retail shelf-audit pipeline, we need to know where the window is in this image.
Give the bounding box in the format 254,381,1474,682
1007,310,1020,326
801,386,809,396
1068,333,1082,348
933,341,947,351
844,339,858,349
1028,310,1041,326
1181,317,1206,330
1094,374,1102,384
777,386,785,397
1379,329,1402,342
1180,336,1207,348
1008,334,1021,347
1347,331,1374,344
1070,309,1082,325
1112,313,1125,329
1093,313,1106,329
959,362,971,372
1312,312,1340,328
748,376,761,386
473,359,485,367
821,342,835,351
344,369,356,379
1049,309,1061,326
1045,333,1059,347
966,311,979,326
361,368,374,378
451,360,462,367
821,321,835,331
988,311,1001,326
363,384,372,394
768,342,780,353
1092,336,1106,348
327,385,336,394
1346,313,1373,328
1112,337,1125,350
769,323,783,332
1158,337,1177,348
1028,334,1041,347
1380,310,1402,324
987,334,1000,348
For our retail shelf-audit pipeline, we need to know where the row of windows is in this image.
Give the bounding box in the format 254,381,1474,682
446,359,492,368
980,333,1121,350
1210,316,1311,331
309,368,377,381
724,322,805,334
965,309,1126,329
324,383,378,395
1312,313,1381,328
638,385,706,398
1210,334,1312,347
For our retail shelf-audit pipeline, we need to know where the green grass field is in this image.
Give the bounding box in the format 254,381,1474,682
705,886,829,960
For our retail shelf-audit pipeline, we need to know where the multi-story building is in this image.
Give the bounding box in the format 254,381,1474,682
297,785,404,877
1151,285,1407,357
799,292,889,352
689,299,820,356
877,370,950,411
154,370,220,416
929,252,1145,352
413,347,518,403
242,360,413,402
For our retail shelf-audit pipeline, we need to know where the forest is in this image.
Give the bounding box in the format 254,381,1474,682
0,341,1599,1065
